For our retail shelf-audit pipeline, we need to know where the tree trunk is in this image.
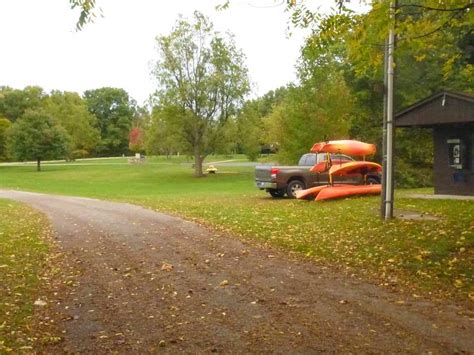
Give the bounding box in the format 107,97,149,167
193,148,204,177
37,158,41,172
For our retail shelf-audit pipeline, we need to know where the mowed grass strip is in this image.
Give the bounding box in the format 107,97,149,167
0,156,473,301
0,199,57,352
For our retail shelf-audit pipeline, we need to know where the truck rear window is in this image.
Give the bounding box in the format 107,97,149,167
298,154,317,166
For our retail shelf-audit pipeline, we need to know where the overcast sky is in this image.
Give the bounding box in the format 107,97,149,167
0,0,366,105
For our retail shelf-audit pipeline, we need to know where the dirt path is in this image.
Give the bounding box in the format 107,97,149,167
0,190,472,353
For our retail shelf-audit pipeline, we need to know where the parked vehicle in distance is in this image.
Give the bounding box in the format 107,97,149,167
255,153,381,198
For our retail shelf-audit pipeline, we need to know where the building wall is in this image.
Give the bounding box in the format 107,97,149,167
433,123,474,195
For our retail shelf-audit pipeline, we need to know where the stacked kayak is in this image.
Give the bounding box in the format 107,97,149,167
296,184,381,201
311,139,376,156
298,139,382,201
329,161,381,177
295,185,331,200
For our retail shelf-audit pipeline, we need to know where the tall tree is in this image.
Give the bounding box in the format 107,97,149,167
296,4,473,186
265,81,353,164
0,117,11,161
128,127,144,153
236,101,265,161
236,88,287,160
43,91,100,158
0,86,46,122
144,105,188,157
83,87,135,157
7,111,69,171
151,11,250,176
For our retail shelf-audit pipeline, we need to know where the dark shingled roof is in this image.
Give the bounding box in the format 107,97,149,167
395,91,474,127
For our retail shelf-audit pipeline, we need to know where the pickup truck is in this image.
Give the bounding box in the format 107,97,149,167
255,153,381,198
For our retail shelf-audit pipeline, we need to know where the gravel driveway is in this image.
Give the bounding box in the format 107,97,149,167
0,189,472,353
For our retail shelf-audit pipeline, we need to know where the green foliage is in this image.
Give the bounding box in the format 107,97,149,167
394,128,434,188
152,11,250,176
350,2,473,185
342,2,474,97
291,2,473,185
7,111,70,171
0,117,11,161
0,86,46,122
237,104,262,161
43,91,100,158
265,79,352,164
237,20,356,165
395,158,434,188
83,87,135,157
235,88,287,161
144,105,189,157
236,14,355,166
69,0,97,30
71,149,89,160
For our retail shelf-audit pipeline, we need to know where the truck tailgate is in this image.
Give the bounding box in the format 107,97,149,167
255,165,272,182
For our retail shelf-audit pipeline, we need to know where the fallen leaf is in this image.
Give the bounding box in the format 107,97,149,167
34,299,47,307
161,262,174,272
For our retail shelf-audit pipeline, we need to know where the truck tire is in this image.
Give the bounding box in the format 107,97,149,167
286,179,305,198
268,189,285,198
367,176,380,185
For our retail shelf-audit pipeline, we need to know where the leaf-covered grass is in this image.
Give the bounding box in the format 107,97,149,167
0,199,53,352
0,156,472,301
137,193,473,301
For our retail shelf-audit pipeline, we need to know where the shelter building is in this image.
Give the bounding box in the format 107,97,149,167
395,91,473,196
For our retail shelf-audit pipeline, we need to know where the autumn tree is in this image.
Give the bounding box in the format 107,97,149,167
7,111,70,171
151,11,250,176
128,127,144,153
43,91,100,158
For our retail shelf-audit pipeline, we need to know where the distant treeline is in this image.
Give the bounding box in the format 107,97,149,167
1,4,473,185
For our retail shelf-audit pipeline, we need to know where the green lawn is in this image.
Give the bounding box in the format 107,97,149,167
0,200,59,352
0,155,473,302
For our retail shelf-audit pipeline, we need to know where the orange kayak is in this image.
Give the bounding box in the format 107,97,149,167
329,161,382,176
315,184,381,201
295,185,330,200
309,161,330,173
311,140,376,156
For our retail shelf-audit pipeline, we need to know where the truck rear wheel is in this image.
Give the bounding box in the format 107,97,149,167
367,176,380,185
268,189,285,198
286,180,305,198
